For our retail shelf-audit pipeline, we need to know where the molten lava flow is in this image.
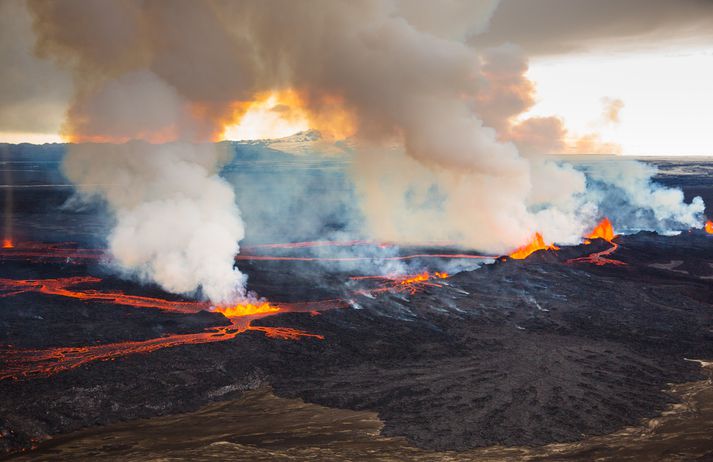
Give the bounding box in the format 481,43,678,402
351,271,450,296
588,217,616,242
2,238,13,249
705,220,713,234
509,233,559,260
0,277,208,313
0,275,337,381
0,318,324,381
0,239,493,266
236,253,495,262
243,239,457,251
244,239,379,250
214,301,281,318
568,217,625,266
399,272,430,285
0,241,103,262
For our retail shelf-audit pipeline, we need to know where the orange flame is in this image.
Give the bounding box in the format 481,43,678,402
587,217,616,242
213,301,281,318
397,271,448,287
509,233,559,260
350,271,450,296
705,220,713,234
2,238,13,249
398,272,430,285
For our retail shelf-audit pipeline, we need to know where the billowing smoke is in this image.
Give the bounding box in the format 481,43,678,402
26,0,251,303
582,160,705,233
24,0,705,294
0,0,70,141
63,142,245,303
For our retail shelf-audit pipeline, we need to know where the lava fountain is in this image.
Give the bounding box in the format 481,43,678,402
568,218,625,266
509,233,559,260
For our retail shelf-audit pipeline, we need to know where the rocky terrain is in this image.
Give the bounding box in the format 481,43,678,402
3,148,713,458
3,231,713,456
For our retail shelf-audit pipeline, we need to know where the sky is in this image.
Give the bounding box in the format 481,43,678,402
1,0,712,155
524,47,713,156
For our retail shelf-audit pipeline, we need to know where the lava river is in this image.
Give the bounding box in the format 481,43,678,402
0,232,621,382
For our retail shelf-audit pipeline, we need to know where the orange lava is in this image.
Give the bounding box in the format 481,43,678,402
0,241,103,262
2,238,13,249
351,271,450,295
705,220,713,234
236,253,495,262
398,271,448,286
0,318,323,381
214,301,281,318
587,217,616,242
244,239,377,250
0,276,208,313
568,218,625,266
0,238,492,381
509,233,559,260
243,239,457,251
0,276,338,381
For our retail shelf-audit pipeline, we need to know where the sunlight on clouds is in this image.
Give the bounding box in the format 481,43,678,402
524,48,713,156
222,94,310,141
0,132,63,144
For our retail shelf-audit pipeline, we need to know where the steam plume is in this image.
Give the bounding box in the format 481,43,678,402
25,0,705,293
63,142,245,303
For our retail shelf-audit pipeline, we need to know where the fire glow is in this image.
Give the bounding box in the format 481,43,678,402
705,220,713,234
0,319,325,382
351,271,450,296
0,276,208,313
0,276,332,381
568,218,626,266
509,233,559,260
213,301,281,318
0,241,103,262
588,217,616,242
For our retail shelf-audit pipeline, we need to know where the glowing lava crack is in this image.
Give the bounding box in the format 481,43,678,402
0,278,326,381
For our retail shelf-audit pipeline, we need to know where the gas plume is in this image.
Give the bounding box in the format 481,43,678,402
25,0,705,290
63,142,245,303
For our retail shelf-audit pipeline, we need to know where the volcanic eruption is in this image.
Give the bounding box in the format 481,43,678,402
509,233,559,259
4,2,713,459
20,0,705,307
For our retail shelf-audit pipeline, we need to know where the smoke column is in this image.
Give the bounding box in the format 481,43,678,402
25,0,705,294
63,142,245,303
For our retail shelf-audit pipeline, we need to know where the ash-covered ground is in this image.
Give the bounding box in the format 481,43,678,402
3,144,713,458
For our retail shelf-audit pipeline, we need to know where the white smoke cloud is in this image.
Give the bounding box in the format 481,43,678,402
63,142,246,304
582,160,705,233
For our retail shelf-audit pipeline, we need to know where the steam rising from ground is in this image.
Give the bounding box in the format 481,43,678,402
64,142,245,303
22,0,706,297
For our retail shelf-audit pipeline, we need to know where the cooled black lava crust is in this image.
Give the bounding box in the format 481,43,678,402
3,232,713,455
3,153,713,455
